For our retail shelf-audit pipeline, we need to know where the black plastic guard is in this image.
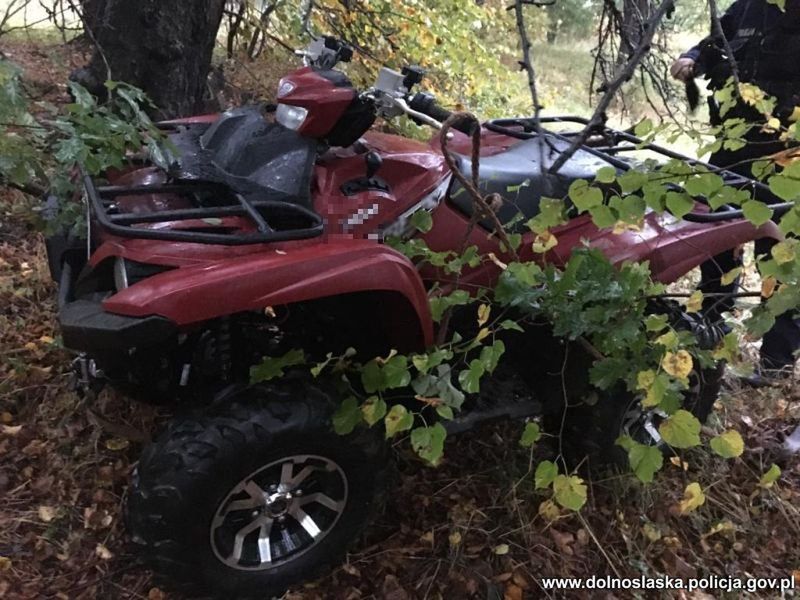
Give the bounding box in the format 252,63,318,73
59,300,177,352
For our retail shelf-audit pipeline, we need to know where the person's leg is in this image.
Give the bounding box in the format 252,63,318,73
754,237,800,371
698,249,741,323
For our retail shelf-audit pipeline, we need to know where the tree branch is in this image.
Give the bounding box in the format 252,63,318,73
708,0,740,92
512,0,546,170
548,0,674,174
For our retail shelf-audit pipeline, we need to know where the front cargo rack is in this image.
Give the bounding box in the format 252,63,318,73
82,170,324,246
486,115,795,223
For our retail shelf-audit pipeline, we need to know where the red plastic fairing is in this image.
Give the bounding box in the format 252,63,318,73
419,198,782,290
278,68,355,138
102,239,433,346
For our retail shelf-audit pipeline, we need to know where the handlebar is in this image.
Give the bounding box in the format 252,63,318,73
407,92,474,135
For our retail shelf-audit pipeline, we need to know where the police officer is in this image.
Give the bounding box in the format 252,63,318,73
671,0,800,382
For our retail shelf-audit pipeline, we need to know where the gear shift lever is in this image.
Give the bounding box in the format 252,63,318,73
340,151,389,196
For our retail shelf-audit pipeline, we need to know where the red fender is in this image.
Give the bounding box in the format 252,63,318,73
103,239,434,346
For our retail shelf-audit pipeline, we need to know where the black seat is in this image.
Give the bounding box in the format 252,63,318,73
448,135,617,231
167,106,317,208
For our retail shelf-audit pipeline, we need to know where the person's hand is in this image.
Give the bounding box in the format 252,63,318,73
670,57,696,82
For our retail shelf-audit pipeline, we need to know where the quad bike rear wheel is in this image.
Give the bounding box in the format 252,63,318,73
126,380,388,597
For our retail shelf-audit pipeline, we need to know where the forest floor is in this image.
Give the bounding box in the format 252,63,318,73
1,35,800,600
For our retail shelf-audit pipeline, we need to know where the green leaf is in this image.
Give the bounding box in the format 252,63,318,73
595,166,617,184
589,204,616,229
569,179,604,212
499,319,525,332
742,200,773,226
333,397,362,435
665,191,695,219
384,404,413,439
534,460,558,489
658,409,702,448
249,349,305,383
745,305,776,337
552,474,588,511
759,463,781,488
520,422,541,448
634,118,653,137
626,441,664,483
361,360,384,393
410,423,446,465
458,359,485,394
684,173,723,198
361,396,387,426
383,355,411,389
644,314,669,332
436,405,454,420
479,340,505,374
768,173,800,201
410,210,433,233
429,289,471,322
709,429,744,458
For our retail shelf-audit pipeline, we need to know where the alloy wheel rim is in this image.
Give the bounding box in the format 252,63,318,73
210,454,348,571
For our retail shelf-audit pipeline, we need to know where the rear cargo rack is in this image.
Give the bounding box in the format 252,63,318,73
486,116,795,223
82,170,323,245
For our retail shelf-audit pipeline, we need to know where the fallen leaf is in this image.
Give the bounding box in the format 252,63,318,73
1,424,22,436
493,543,510,555
678,482,706,515
38,505,57,522
0,557,10,571
105,437,130,451
504,583,523,600
448,530,462,546
95,544,113,560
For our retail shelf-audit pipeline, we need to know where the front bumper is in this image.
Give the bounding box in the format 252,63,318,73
56,260,177,354
60,298,177,353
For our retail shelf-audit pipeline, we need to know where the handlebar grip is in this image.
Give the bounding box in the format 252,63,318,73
409,92,475,135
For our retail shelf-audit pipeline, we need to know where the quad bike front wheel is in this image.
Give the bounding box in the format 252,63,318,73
126,380,388,597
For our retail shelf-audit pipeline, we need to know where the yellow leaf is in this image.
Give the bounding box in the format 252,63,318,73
0,556,11,572
709,429,744,458
538,499,561,521
661,350,693,379
771,240,796,265
790,106,800,122
761,276,777,299
685,290,703,313
678,482,706,515
532,231,558,253
448,530,462,546
38,505,57,522
38,335,54,344
477,304,491,327
641,522,662,542
493,543,509,555
763,117,781,132
720,267,742,286
105,438,130,451
636,369,656,390
476,328,490,342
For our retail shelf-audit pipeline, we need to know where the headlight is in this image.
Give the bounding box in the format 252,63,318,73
276,103,308,130
114,257,173,291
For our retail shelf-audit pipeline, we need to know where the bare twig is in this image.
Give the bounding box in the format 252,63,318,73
708,0,740,92
512,0,545,169
549,0,674,174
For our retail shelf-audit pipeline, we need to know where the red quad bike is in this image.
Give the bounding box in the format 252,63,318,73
45,37,791,596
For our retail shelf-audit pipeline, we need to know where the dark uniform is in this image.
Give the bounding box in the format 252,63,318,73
683,0,800,371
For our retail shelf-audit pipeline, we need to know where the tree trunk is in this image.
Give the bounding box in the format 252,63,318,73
72,0,226,119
